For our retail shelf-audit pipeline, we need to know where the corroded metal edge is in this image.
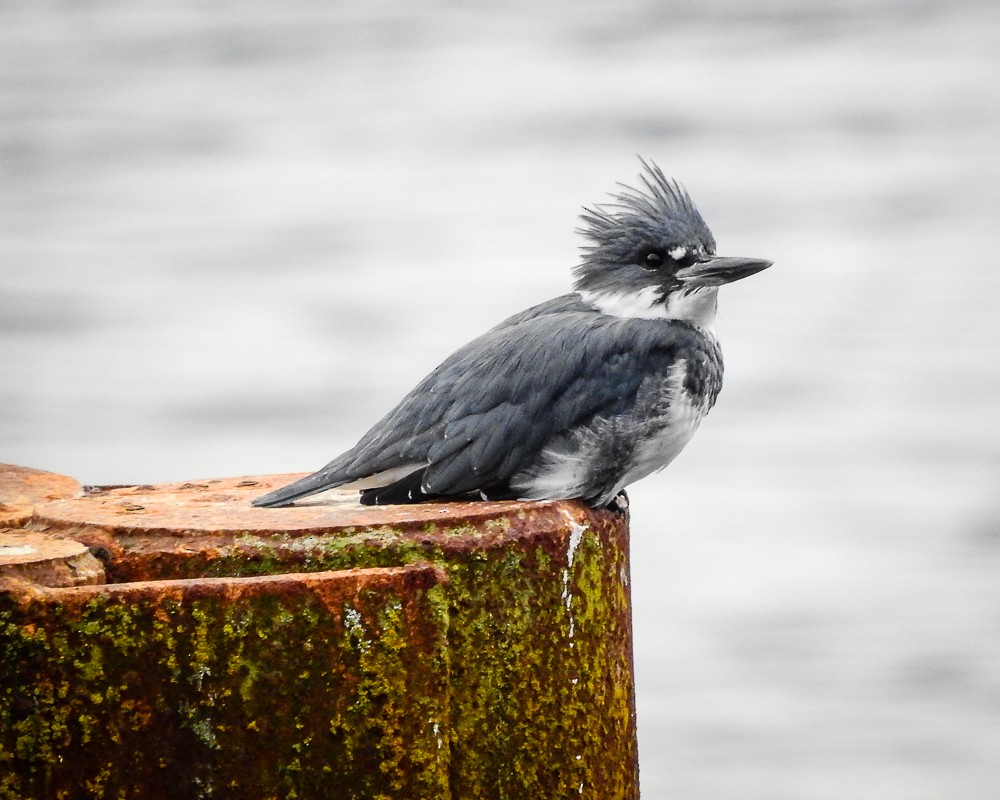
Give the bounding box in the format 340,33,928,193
0,464,82,527
0,530,105,587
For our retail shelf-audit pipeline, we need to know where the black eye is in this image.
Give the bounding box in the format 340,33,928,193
642,251,664,270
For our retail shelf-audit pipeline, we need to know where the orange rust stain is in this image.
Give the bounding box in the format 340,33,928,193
27,472,614,540
0,464,82,527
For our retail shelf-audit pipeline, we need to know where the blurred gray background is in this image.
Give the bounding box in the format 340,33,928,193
3,1,999,797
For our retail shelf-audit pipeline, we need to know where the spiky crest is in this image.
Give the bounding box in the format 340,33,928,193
577,157,705,249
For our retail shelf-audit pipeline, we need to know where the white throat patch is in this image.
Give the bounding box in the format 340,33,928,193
579,286,719,330
578,286,667,320
664,287,719,331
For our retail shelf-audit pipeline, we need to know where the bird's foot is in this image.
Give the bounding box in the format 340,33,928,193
606,490,629,515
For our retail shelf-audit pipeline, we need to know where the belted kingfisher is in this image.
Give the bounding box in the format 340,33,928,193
253,159,771,509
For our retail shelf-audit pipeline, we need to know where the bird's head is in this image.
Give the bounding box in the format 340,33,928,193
573,159,772,329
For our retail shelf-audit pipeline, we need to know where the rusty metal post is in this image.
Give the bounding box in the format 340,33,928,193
1,465,638,799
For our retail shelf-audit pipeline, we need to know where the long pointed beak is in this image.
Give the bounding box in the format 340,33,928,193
675,255,773,288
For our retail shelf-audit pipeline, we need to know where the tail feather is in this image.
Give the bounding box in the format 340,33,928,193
252,462,428,508
251,471,346,508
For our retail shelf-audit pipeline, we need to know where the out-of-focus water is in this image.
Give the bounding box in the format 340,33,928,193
3,2,1000,797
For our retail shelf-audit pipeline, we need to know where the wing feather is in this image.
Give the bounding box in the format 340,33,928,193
255,300,708,506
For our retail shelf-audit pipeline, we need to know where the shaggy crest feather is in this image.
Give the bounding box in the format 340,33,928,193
571,158,717,299
577,158,706,249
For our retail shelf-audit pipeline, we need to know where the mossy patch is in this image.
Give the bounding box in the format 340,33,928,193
0,567,450,800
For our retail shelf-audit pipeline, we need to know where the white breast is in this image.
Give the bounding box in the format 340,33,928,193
511,359,711,505
615,367,707,490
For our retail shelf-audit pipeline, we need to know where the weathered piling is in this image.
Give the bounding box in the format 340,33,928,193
1,465,638,799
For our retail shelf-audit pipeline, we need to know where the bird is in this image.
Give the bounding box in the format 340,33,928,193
253,159,771,510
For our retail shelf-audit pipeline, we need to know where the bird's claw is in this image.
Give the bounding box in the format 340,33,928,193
606,490,629,514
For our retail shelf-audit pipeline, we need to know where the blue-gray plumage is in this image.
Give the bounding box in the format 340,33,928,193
253,159,771,509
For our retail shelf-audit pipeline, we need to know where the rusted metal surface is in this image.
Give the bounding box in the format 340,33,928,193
29,475,608,582
2,564,451,799
0,530,105,587
35,473,558,536
4,466,638,799
0,463,81,527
